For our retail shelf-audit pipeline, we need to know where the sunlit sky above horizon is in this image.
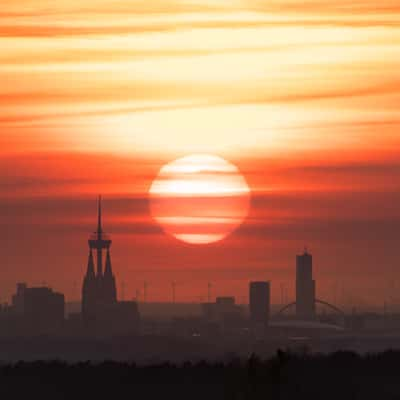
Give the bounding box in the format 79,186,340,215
2,0,400,157
1,0,400,306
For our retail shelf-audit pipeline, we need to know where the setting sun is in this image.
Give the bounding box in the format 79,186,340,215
149,154,250,244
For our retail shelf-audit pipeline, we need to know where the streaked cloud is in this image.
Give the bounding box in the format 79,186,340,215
0,1,399,303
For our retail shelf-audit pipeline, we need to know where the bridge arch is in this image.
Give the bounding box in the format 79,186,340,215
315,299,345,316
275,299,345,317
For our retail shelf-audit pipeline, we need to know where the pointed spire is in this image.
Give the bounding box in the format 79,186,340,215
97,195,103,238
103,248,117,303
86,249,95,279
104,248,113,277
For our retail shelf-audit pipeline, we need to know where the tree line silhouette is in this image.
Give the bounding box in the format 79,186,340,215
1,350,400,399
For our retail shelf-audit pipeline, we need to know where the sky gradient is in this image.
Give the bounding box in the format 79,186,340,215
1,0,400,307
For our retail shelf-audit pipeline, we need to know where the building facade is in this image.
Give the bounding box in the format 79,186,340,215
11,283,65,332
249,281,271,327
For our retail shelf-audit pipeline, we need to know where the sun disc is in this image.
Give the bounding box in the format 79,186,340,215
149,154,250,244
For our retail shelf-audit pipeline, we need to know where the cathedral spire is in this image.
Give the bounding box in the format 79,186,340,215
84,196,117,317
104,248,117,303
86,249,95,279
82,248,96,319
104,248,113,277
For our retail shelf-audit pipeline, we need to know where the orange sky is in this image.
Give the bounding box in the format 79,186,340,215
1,0,400,308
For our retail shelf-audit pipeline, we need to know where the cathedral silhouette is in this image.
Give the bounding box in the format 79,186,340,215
82,196,117,320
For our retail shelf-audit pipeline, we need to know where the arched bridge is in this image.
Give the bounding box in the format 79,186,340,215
276,299,345,317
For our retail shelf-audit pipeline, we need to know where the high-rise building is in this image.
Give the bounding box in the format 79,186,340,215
249,281,270,327
82,196,117,320
296,250,316,320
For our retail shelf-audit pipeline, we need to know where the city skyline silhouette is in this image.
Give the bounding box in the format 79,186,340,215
1,2,400,397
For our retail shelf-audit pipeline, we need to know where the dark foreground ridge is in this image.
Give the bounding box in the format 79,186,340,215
1,350,400,399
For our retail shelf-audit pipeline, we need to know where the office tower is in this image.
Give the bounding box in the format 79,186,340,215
249,281,271,326
296,250,316,319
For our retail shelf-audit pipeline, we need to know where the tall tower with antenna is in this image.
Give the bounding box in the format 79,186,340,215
82,196,117,320
296,248,315,320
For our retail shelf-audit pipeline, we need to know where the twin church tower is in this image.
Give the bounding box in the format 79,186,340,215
82,196,117,319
